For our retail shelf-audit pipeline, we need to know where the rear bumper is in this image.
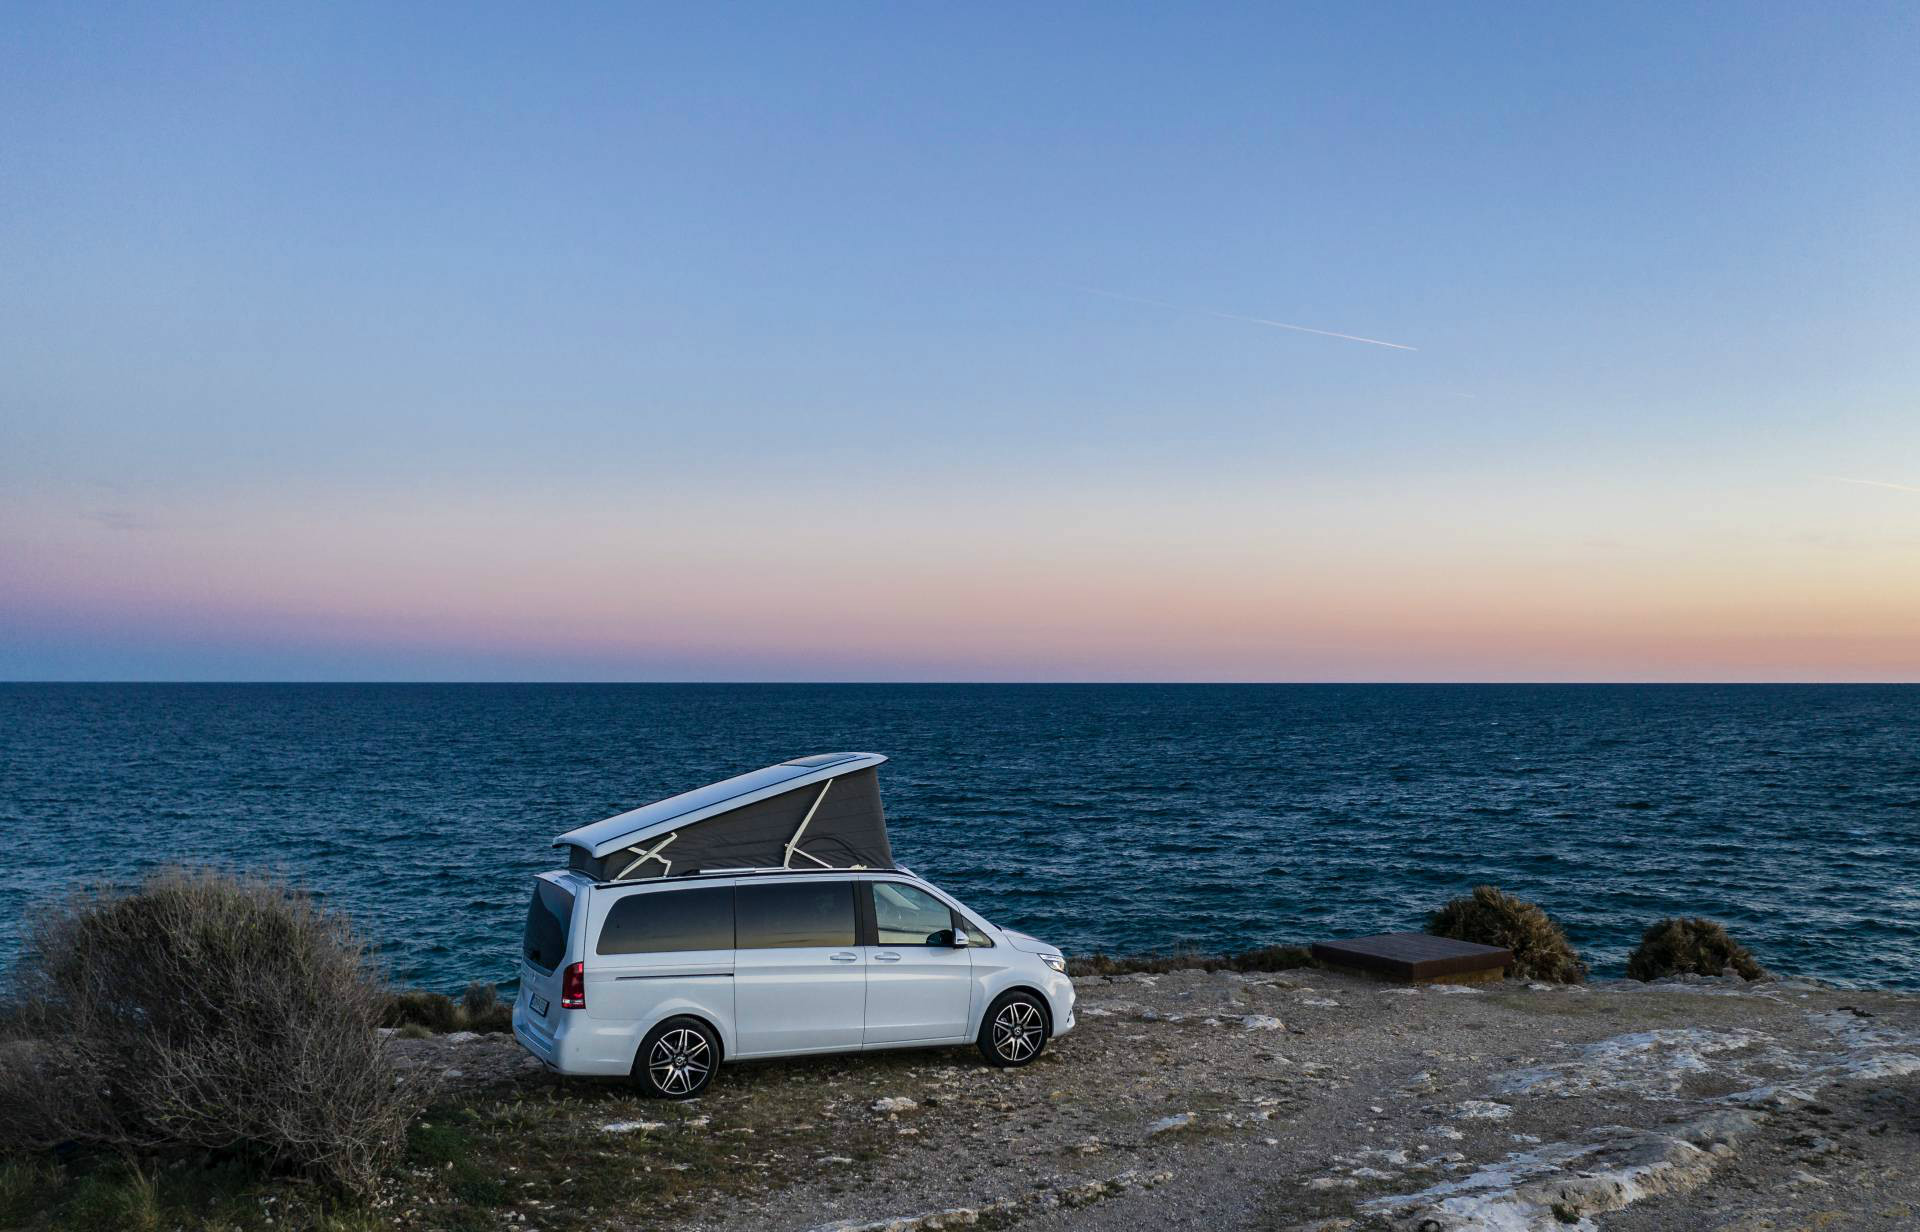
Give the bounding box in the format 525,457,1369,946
512,999,632,1076
512,1000,560,1067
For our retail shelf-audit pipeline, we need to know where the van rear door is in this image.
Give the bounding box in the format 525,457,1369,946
519,874,579,1024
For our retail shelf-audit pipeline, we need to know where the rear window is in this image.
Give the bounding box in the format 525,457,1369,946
598,887,734,955
736,880,856,949
522,880,576,971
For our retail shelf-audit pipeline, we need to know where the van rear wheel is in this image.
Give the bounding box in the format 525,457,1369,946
635,1016,719,1099
977,990,1048,1067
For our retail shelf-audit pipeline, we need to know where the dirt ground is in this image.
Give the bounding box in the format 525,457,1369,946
397,970,1920,1232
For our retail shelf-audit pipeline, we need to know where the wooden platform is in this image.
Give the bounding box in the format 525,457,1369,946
1310,932,1513,984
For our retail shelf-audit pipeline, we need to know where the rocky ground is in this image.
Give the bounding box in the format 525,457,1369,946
392,970,1920,1232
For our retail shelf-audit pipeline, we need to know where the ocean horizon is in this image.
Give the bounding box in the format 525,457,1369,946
3,682,1916,991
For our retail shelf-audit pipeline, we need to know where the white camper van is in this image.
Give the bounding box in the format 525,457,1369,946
512,753,1075,1098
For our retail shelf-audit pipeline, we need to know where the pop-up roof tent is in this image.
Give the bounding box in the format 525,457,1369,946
554,753,894,881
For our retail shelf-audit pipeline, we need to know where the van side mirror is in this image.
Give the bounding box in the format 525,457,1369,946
936,927,968,948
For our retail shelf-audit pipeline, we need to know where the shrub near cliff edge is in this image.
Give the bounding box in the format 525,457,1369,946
379,981,514,1035
0,868,427,1197
1627,917,1768,981
1427,885,1589,983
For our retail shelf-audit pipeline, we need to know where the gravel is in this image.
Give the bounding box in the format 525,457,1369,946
395,969,1920,1230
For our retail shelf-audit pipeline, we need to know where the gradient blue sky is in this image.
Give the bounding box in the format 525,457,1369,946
3,4,1917,680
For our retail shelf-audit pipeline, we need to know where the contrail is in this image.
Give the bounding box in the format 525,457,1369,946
1081,287,1417,351
1823,475,1920,495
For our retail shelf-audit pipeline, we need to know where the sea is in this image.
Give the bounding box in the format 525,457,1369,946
2,684,1916,991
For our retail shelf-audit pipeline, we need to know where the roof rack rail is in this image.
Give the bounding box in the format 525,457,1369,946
590,863,901,890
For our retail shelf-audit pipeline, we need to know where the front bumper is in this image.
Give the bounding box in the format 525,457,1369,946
1045,970,1077,1038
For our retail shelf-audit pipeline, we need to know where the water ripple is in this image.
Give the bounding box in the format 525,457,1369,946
1,683,1916,992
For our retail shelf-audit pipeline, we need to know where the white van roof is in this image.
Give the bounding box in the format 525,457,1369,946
554,753,890,874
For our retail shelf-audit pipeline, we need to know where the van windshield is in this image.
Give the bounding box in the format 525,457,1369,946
523,880,575,971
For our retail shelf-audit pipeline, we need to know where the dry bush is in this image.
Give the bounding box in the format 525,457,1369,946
461,981,499,1020
1069,944,1315,978
379,982,512,1034
1626,917,1767,981
381,990,462,1033
461,982,512,1033
1427,885,1588,983
0,867,429,1197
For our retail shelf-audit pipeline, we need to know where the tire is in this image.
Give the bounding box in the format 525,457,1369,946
977,990,1049,1067
634,1016,720,1099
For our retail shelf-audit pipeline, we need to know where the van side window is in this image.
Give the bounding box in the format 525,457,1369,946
871,881,958,946
736,881,856,949
598,886,734,955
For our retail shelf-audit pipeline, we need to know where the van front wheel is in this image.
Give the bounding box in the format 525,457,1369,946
635,1016,719,1099
978,991,1048,1067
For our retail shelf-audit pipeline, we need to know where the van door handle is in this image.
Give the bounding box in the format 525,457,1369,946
873,952,902,962
830,952,858,962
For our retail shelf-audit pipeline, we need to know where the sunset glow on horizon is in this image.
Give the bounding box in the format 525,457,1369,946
8,466,1917,681
4,5,1917,681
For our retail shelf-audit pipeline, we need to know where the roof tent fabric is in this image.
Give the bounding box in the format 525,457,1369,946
554,754,893,881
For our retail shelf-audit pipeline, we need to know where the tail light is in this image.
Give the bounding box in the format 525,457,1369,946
560,961,586,1010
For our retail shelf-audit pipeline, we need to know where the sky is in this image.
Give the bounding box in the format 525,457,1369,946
2,3,1917,682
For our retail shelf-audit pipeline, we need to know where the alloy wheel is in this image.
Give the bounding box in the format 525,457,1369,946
992,1000,1043,1062
647,1027,711,1096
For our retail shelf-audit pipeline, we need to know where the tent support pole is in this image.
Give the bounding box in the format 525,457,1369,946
783,780,834,869
613,831,679,880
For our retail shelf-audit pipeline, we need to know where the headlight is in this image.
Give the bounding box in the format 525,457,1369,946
1042,954,1067,974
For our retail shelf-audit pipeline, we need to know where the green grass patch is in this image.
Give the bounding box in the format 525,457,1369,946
408,1113,507,1209
406,1118,473,1167
0,1154,350,1232
0,1159,61,1227
3,1051,921,1231
50,1165,161,1232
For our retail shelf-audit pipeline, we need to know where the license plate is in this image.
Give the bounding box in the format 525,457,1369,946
530,994,549,1017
